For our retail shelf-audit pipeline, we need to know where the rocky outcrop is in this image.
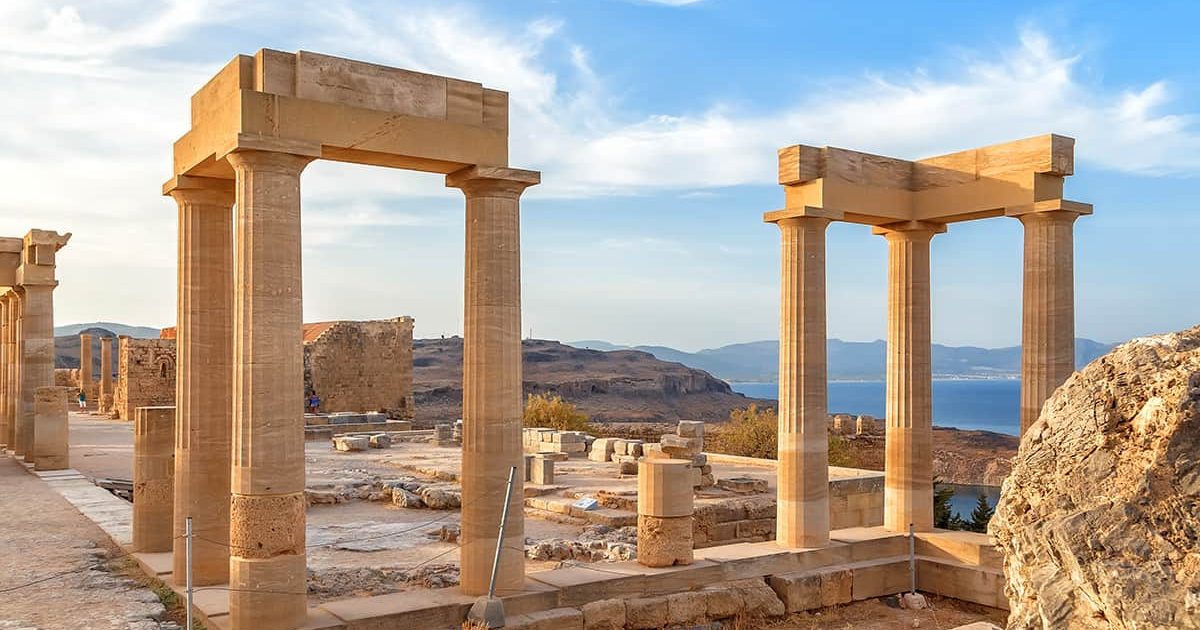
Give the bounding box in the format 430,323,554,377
991,326,1200,629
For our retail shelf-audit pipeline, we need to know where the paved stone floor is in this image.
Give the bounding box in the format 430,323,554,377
0,455,174,630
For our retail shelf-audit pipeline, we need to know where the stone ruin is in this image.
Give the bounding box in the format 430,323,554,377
303,318,414,419
113,336,176,420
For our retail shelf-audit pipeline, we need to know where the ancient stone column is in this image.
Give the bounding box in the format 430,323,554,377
771,216,830,548
637,459,694,567
18,285,54,462
33,386,69,471
166,176,235,585
873,221,944,533
134,406,175,552
227,150,312,630
446,166,539,597
5,292,19,451
1018,210,1080,436
79,333,93,409
99,336,113,414
0,299,8,449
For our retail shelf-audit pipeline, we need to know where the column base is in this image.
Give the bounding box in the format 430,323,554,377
229,554,307,630
637,514,694,568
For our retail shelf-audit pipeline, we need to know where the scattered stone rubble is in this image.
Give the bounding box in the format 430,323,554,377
304,477,462,510
306,563,460,602
524,525,638,563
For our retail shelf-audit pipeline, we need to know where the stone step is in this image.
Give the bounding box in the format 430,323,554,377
916,556,1008,611
915,530,1004,570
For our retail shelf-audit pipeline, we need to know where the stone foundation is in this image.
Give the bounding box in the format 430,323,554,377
636,515,693,567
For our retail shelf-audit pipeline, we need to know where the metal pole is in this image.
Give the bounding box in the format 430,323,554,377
908,522,916,593
186,516,194,630
487,465,518,599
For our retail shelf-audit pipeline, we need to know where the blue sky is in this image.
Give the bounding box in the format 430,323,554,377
0,0,1196,350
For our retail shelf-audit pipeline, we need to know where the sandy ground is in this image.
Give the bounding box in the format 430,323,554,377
0,456,172,629
755,595,1006,629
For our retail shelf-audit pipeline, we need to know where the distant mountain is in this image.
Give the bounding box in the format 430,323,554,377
55,322,163,339
566,338,1117,382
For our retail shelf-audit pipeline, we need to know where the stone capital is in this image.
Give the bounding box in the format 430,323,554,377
446,166,540,198
1005,198,1092,220
225,149,315,176
871,220,947,240
763,206,843,225
163,175,236,207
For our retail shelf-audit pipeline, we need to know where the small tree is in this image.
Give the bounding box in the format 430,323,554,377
523,393,590,432
708,405,856,466
934,486,956,529
966,493,995,533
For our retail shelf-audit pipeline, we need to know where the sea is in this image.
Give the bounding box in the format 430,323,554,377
730,379,1018,516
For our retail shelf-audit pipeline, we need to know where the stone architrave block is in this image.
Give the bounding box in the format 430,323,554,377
677,421,705,438
589,437,617,462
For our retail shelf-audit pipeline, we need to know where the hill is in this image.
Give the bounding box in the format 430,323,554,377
412,337,770,424
55,322,163,339
568,338,1116,382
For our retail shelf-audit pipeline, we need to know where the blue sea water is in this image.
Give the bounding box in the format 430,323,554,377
730,379,1021,436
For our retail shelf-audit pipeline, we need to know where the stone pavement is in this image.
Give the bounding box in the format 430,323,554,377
0,455,173,629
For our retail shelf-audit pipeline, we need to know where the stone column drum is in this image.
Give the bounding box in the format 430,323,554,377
1018,210,1080,436
168,176,235,586
874,222,943,533
227,150,312,630
99,336,113,414
134,406,175,552
637,459,694,567
772,216,830,548
447,166,539,597
19,285,54,462
33,386,69,471
79,332,93,409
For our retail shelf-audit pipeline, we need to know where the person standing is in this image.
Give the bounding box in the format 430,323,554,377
77,390,87,410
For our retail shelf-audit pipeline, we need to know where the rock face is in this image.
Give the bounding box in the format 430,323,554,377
991,326,1200,629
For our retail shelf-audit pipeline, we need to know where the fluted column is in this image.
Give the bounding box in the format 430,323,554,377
1018,210,1079,436
0,299,8,449
227,150,312,630
447,166,539,596
167,176,235,585
79,333,93,409
99,336,113,413
18,285,54,462
6,292,20,450
874,221,943,533
771,216,830,548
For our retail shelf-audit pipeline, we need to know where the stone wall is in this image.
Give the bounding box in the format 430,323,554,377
303,317,414,419
114,337,176,420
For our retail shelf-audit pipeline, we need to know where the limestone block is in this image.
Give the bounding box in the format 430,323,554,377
677,421,705,438
666,591,706,625
419,486,461,509
506,607,584,630
626,441,643,457
624,597,668,630
133,406,175,553
524,454,534,482
612,440,628,456
588,437,617,462
392,488,424,509
703,586,744,619
637,459,694,518
769,567,852,613
637,514,693,567
734,579,786,618
33,387,69,471
531,455,554,485
581,598,625,630
617,459,638,475
660,434,702,452
556,431,585,444
541,452,570,462
368,434,391,448
692,453,707,467
333,436,369,451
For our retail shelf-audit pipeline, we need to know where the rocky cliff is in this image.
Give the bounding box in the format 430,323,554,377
991,326,1200,629
412,338,769,424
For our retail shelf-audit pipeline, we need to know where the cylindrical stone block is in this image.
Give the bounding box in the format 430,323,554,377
0,300,9,448
33,386,69,471
637,515,693,567
637,459,694,518
99,336,113,403
79,333,93,408
20,285,55,462
134,406,175,552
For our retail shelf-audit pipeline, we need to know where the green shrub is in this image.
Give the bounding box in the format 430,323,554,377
523,393,591,432
709,404,856,466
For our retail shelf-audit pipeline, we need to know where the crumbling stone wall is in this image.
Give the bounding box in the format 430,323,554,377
303,317,414,419
114,337,176,420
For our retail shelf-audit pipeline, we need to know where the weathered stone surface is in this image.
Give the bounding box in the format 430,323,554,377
702,586,743,619
333,436,369,451
677,420,705,437
624,597,668,630
581,598,625,630
730,578,786,618
419,486,461,510
666,591,706,625
392,488,424,509
992,326,1200,630
368,433,391,449
637,514,692,567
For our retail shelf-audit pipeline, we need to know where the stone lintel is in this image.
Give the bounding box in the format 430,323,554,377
870,220,948,236
1004,198,1094,218
762,206,844,224
23,229,71,251
0,237,24,254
